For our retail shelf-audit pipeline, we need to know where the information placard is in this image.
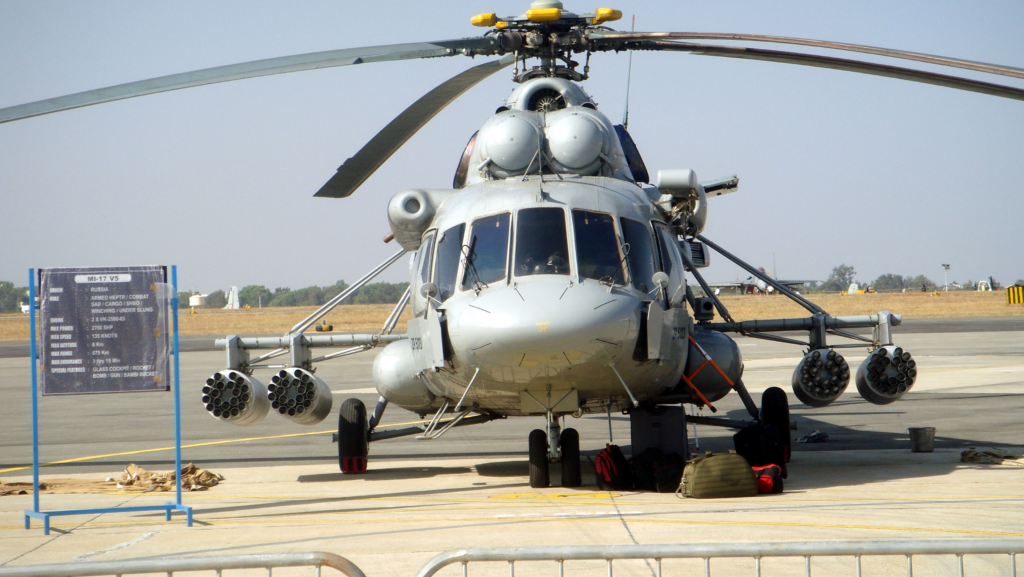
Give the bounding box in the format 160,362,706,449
40,266,169,395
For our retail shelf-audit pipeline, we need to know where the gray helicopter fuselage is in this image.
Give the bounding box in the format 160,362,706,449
375,77,694,417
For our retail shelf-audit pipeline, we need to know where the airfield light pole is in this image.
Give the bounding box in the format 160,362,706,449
942,264,951,292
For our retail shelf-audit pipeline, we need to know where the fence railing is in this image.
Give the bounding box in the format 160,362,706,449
2,541,1022,577
415,540,1024,577
0,552,365,577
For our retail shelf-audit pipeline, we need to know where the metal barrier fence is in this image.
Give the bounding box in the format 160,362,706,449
415,540,1024,577
0,552,365,577
2,541,1022,577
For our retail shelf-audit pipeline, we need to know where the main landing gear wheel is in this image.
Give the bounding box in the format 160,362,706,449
560,428,581,488
528,429,550,488
338,398,368,474
760,386,791,478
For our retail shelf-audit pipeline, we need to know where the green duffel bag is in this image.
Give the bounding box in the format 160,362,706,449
676,450,758,499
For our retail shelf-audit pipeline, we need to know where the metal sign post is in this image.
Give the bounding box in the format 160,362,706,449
24,265,193,535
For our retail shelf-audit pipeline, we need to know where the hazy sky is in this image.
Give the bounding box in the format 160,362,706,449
2,1,1022,293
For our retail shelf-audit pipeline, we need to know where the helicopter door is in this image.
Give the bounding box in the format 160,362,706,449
649,223,689,362
408,313,445,372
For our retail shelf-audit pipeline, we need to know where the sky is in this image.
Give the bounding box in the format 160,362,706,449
2,1,1023,293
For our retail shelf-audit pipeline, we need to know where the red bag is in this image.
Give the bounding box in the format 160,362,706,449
752,464,784,494
595,444,633,490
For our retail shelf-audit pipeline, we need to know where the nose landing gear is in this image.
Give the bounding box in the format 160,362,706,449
528,415,581,488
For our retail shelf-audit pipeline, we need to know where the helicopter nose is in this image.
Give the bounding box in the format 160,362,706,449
453,279,637,369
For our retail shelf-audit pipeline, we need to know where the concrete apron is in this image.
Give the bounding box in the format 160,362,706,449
2,449,1022,575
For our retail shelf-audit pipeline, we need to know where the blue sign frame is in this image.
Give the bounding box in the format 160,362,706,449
24,266,193,535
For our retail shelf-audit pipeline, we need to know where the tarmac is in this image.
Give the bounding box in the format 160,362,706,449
1,317,1022,574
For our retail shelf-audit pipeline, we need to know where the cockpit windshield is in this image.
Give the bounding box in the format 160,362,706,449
461,213,510,290
514,207,570,276
573,210,625,284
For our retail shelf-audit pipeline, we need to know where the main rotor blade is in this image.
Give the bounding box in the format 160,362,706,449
641,41,1024,102
0,38,498,124
589,31,1024,80
314,54,515,199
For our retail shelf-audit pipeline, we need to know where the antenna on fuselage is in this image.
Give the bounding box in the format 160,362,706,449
621,15,635,129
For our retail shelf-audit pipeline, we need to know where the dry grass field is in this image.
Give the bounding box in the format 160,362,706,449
1,292,1020,341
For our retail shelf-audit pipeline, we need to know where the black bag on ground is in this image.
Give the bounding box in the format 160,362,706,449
733,424,786,475
629,448,686,492
655,462,684,492
628,447,666,491
595,444,633,490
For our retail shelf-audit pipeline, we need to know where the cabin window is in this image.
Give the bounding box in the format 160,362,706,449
514,207,570,276
417,231,436,286
434,223,465,302
573,210,625,284
620,217,657,294
461,212,511,290
654,223,682,278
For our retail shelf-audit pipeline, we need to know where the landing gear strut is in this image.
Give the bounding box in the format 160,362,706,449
528,414,581,488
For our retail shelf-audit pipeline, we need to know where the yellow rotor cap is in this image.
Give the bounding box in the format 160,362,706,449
471,12,499,27
526,7,562,22
593,8,622,24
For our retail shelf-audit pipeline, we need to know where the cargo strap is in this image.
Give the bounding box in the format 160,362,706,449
679,335,736,413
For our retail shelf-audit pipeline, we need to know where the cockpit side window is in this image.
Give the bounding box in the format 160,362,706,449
514,207,570,276
620,217,657,294
417,231,436,286
461,212,511,290
654,223,684,292
573,210,626,285
435,223,465,302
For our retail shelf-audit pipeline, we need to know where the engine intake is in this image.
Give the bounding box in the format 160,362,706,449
202,370,270,426
856,346,917,405
792,348,850,407
268,367,333,425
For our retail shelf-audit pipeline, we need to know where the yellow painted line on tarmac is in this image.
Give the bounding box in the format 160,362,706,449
0,419,432,474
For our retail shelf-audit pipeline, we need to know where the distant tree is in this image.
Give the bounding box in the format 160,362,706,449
289,285,325,306
322,280,350,303
907,275,937,291
819,265,857,292
206,290,227,308
1016,279,1024,287
267,287,294,307
872,274,907,292
351,282,410,304
0,281,29,313
238,285,270,308
177,291,192,309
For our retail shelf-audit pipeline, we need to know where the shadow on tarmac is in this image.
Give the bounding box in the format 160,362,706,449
298,465,473,482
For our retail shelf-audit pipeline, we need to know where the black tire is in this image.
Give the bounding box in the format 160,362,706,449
560,428,581,488
760,386,791,478
338,398,368,474
528,429,550,488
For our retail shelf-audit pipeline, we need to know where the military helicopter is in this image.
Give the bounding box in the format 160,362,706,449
4,2,1023,489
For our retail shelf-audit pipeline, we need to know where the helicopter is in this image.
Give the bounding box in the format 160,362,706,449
4,2,1023,489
